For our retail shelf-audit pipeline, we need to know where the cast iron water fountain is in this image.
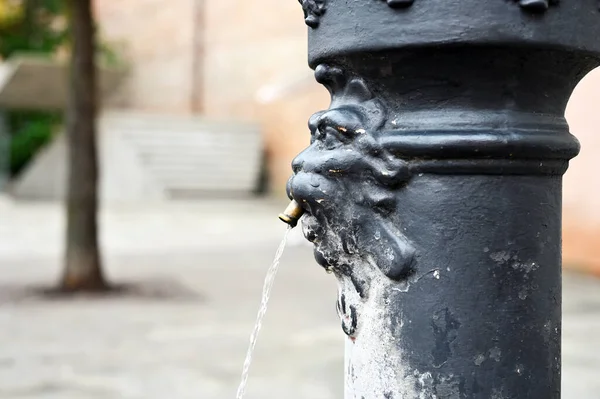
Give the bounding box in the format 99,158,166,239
239,1,600,397
288,0,600,397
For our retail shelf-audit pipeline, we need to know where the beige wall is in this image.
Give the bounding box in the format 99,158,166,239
564,68,600,274
95,0,195,113
203,1,310,120
95,0,311,118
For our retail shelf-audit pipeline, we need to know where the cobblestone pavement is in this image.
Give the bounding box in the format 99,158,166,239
0,197,599,398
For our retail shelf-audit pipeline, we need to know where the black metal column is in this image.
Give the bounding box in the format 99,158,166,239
283,1,600,397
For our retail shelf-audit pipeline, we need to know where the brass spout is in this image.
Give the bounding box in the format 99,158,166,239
279,200,304,227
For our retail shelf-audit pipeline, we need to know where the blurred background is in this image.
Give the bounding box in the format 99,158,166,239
0,1,599,398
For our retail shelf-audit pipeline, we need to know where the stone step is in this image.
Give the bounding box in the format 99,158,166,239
10,111,263,202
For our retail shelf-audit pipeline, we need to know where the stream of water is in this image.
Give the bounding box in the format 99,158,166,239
235,226,292,399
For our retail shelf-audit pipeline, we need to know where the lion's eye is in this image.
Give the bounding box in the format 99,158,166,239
319,126,345,150
323,133,341,150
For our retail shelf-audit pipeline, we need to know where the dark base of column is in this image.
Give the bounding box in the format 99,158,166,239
364,174,562,398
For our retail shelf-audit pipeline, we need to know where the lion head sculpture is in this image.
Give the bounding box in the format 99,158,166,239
288,64,417,336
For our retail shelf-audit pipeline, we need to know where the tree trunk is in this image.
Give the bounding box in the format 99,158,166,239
60,0,107,292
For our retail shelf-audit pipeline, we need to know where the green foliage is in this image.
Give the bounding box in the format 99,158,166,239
8,110,60,176
0,1,123,177
0,0,65,176
98,40,124,68
0,0,68,59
